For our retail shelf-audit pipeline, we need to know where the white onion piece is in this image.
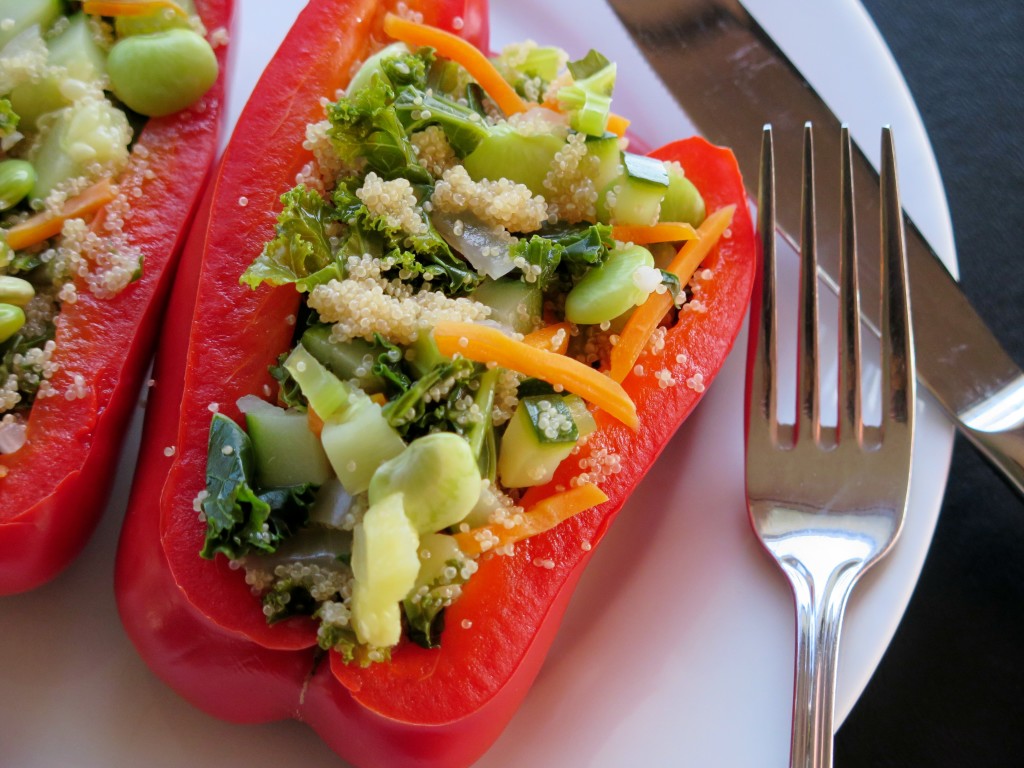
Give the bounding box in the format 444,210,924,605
0,420,27,454
432,210,517,279
308,478,355,529
246,526,353,573
236,394,278,414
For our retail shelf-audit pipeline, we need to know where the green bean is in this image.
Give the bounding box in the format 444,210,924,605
0,160,37,212
0,276,34,307
0,303,26,344
564,244,656,325
107,28,218,118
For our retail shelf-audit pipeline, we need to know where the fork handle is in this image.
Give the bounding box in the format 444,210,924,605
783,557,864,768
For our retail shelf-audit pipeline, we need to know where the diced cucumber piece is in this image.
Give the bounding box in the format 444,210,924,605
586,132,622,194
598,152,670,226
564,394,597,439
659,161,706,226
412,532,466,588
369,432,481,534
321,396,405,494
407,330,448,379
471,278,541,335
10,13,108,129
283,343,352,419
350,492,421,648
564,244,655,325
301,325,387,394
29,95,131,202
463,122,564,196
114,0,196,37
498,394,580,488
246,405,332,488
0,0,63,49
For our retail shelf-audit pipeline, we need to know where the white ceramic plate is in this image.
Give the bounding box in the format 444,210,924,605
0,1,955,766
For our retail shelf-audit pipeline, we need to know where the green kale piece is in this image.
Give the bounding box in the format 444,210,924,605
333,180,480,295
370,333,412,397
241,186,342,290
380,47,434,89
382,358,478,439
509,221,614,290
660,269,683,303
200,414,315,559
567,49,612,81
559,50,617,136
327,77,430,184
393,85,489,156
0,98,19,139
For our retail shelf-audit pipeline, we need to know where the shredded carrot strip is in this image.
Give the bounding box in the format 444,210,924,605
5,178,115,251
608,205,736,382
369,393,388,407
82,0,187,17
454,483,608,557
307,407,325,438
522,322,571,355
433,321,638,429
383,13,526,116
606,113,630,137
611,221,699,244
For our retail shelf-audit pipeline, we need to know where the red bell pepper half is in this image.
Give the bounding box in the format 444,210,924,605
115,1,755,766
0,0,235,595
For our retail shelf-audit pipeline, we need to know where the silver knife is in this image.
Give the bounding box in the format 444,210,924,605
606,0,1024,495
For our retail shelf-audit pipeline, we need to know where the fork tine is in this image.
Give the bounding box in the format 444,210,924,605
838,126,863,444
797,123,821,446
748,125,779,448
880,127,915,432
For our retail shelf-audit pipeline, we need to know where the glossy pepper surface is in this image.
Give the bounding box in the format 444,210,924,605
0,0,235,595
115,1,755,766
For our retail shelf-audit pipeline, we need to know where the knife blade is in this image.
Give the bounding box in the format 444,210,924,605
606,0,1024,495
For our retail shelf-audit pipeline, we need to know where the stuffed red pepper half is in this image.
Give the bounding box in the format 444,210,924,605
0,0,233,593
116,0,755,765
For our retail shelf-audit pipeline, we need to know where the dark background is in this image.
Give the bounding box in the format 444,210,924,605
836,2,1024,766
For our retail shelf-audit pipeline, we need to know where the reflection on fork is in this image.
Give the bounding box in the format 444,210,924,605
745,123,916,768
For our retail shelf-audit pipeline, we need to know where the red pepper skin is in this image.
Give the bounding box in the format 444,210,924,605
115,2,754,766
0,0,235,595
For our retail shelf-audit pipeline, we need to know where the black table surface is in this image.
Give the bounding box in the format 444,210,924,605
835,2,1024,766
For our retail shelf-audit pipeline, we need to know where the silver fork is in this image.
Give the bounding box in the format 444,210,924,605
745,123,916,768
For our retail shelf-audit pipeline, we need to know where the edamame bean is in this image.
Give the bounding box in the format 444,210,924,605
107,28,218,118
0,303,26,344
660,163,706,226
0,160,37,212
368,433,481,534
564,244,656,325
0,276,34,307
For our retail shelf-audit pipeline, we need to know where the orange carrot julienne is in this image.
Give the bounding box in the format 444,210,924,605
522,322,571,355
433,320,638,430
5,178,115,251
383,13,527,116
611,221,699,244
608,205,736,382
307,407,325,438
606,113,630,137
82,0,187,17
454,483,608,557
